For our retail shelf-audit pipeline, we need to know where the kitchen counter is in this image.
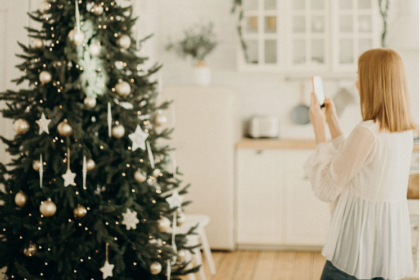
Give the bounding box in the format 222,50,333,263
237,138,420,151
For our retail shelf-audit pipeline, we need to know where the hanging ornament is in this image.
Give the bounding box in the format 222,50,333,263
115,80,131,98
128,125,149,151
177,249,187,262
111,124,125,138
167,259,171,280
36,113,51,134
89,42,101,56
62,148,76,187
39,1,51,14
134,169,147,183
100,243,114,279
39,71,52,84
82,156,87,190
57,120,73,137
86,159,95,171
40,198,56,217
68,28,85,45
23,242,37,257
146,141,155,169
84,96,97,108
147,177,157,186
151,169,161,178
121,209,139,230
116,34,131,49
92,4,104,15
177,211,186,226
150,261,162,275
53,61,62,68
30,38,44,49
14,119,30,135
107,102,112,137
15,191,28,207
154,110,168,127
157,216,171,232
39,154,43,189
73,204,87,218
166,189,184,253
32,160,41,171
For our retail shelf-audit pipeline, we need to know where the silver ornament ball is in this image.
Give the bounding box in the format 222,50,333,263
39,1,51,14
14,119,30,135
40,198,56,217
92,4,104,15
84,97,97,108
116,34,131,50
112,125,125,138
57,120,73,137
68,28,85,45
89,42,101,56
177,249,187,262
86,159,95,171
39,71,52,84
31,38,44,50
150,261,162,275
177,211,186,226
32,160,41,171
151,169,161,178
115,80,131,98
147,177,157,186
157,216,171,232
134,169,147,183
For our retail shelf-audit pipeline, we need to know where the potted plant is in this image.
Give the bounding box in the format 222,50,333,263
166,22,217,85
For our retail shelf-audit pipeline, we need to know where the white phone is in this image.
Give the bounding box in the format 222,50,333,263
311,75,325,108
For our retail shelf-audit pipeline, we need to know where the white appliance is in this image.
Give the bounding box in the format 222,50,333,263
162,86,240,250
248,115,279,138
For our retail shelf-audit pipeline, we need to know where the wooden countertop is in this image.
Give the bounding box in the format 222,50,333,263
237,138,420,151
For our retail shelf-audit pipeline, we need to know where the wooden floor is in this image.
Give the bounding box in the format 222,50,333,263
183,250,418,280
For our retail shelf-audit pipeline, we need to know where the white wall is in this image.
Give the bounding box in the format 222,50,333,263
145,0,419,139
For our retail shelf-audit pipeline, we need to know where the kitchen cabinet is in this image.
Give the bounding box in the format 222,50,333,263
236,145,330,248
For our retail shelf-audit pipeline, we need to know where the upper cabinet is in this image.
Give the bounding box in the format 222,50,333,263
238,0,381,75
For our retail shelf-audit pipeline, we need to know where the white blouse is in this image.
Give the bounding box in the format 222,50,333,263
304,119,414,280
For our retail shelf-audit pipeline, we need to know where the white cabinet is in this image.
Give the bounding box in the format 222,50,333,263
236,148,330,247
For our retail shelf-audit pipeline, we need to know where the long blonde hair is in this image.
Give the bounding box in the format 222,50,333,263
358,48,416,132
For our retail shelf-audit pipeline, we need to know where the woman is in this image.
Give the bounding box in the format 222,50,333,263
304,48,417,280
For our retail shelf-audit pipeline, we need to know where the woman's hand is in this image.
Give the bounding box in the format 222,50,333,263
324,96,337,122
309,92,327,144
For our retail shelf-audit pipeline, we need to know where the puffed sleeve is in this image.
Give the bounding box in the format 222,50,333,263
303,126,376,202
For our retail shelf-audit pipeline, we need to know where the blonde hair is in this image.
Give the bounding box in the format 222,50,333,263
358,48,417,132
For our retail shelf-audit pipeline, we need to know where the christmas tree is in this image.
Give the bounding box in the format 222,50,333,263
0,1,198,279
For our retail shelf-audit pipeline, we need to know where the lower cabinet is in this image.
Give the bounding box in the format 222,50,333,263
236,148,330,247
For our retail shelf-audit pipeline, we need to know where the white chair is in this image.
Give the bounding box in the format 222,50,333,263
172,214,216,280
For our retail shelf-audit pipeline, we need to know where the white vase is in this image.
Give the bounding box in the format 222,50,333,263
193,60,211,86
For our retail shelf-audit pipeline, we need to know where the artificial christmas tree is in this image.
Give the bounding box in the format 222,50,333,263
0,0,198,279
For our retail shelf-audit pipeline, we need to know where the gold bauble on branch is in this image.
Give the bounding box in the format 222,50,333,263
89,42,101,56
32,160,41,171
116,34,131,50
86,159,95,171
112,125,125,138
73,204,87,218
177,249,187,262
134,169,147,183
92,4,104,15
154,112,168,127
57,120,73,137
30,38,44,50
40,198,56,217
39,1,51,14
151,169,161,178
39,71,52,84
157,216,171,232
15,191,28,207
150,261,162,275
14,119,30,135
23,242,37,257
115,80,131,98
68,28,85,45
177,211,186,226
84,97,97,108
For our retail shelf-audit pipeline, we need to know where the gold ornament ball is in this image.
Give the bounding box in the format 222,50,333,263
177,249,187,262
115,80,131,98
14,119,30,135
84,97,97,108
24,242,37,257
112,125,125,138
154,114,167,127
92,4,104,15
39,1,51,14
157,216,171,232
57,120,73,137
32,160,41,171
177,211,186,226
150,261,162,275
15,191,28,207
89,42,101,56
31,38,44,50
151,169,161,178
134,169,147,183
86,159,95,171
116,34,131,50
39,71,52,84
73,204,87,218
40,198,56,217
68,28,85,45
